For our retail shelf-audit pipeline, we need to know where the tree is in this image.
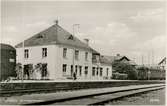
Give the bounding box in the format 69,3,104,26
112,61,138,80
34,63,42,80
15,63,22,80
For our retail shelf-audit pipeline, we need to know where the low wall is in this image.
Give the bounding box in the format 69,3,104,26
0,80,165,96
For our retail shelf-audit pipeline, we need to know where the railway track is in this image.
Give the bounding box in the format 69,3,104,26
26,84,165,105
55,86,164,105
1,80,165,97
0,84,165,105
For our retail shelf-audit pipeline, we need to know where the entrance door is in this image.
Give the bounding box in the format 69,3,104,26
41,63,47,79
24,65,29,79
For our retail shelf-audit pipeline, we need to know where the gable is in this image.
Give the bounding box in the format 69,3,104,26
15,24,91,50
119,56,130,62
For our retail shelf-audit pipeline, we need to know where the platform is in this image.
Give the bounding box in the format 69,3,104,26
0,84,164,105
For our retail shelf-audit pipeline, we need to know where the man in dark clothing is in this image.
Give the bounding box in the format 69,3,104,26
73,72,77,80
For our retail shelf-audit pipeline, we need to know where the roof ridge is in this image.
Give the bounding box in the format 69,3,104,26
15,23,92,50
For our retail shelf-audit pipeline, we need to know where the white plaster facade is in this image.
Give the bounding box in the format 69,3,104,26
92,64,112,80
16,45,57,79
16,44,113,80
15,23,113,81
16,44,95,80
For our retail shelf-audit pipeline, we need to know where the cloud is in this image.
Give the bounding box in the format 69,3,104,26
25,21,50,28
132,35,166,63
77,22,137,55
130,8,164,22
77,21,165,65
2,26,18,33
90,22,135,43
134,35,166,51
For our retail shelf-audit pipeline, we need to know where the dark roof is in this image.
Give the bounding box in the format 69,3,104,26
100,55,136,65
100,56,112,65
119,56,130,61
15,24,91,50
101,55,128,63
92,48,100,55
158,57,166,65
0,43,15,50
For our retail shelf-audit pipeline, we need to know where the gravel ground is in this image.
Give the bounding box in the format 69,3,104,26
105,88,165,105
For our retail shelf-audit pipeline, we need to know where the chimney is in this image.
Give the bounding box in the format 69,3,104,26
84,38,89,45
116,54,120,56
55,20,58,25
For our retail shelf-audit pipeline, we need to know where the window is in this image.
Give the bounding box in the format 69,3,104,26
41,63,47,79
96,67,99,76
24,49,29,59
79,66,82,76
42,48,47,57
85,66,88,76
75,65,78,75
63,48,67,58
37,34,44,38
71,65,73,76
106,68,109,76
62,64,67,75
92,67,96,76
75,50,79,60
85,52,88,61
100,68,103,76
68,35,74,40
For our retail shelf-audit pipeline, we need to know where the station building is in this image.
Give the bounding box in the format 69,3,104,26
15,21,112,80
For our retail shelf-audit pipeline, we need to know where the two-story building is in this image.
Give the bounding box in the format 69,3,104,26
15,21,112,80
15,21,94,80
91,50,112,80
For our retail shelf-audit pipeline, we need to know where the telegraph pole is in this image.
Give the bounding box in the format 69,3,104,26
72,24,80,79
141,55,144,66
151,49,154,65
22,40,24,82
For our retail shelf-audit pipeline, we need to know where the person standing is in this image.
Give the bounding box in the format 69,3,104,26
73,72,77,80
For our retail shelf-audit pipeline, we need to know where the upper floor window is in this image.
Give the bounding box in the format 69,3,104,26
24,49,29,59
75,50,79,60
92,54,100,62
85,52,88,61
42,48,47,58
63,48,67,58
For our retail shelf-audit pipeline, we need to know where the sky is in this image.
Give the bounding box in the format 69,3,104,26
1,0,166,65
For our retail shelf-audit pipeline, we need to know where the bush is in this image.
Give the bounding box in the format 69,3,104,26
112,72,128,80
112,61,138,80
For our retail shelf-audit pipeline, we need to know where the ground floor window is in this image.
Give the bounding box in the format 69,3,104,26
75,65,78,75
100,67,103,76
85,66,88,76
21,63,48,80
71,65,73,76
79,66,82,76
92,67,96,76
106,68,109,76
41,63,47,79
62,64,67,76
96,67,99,76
